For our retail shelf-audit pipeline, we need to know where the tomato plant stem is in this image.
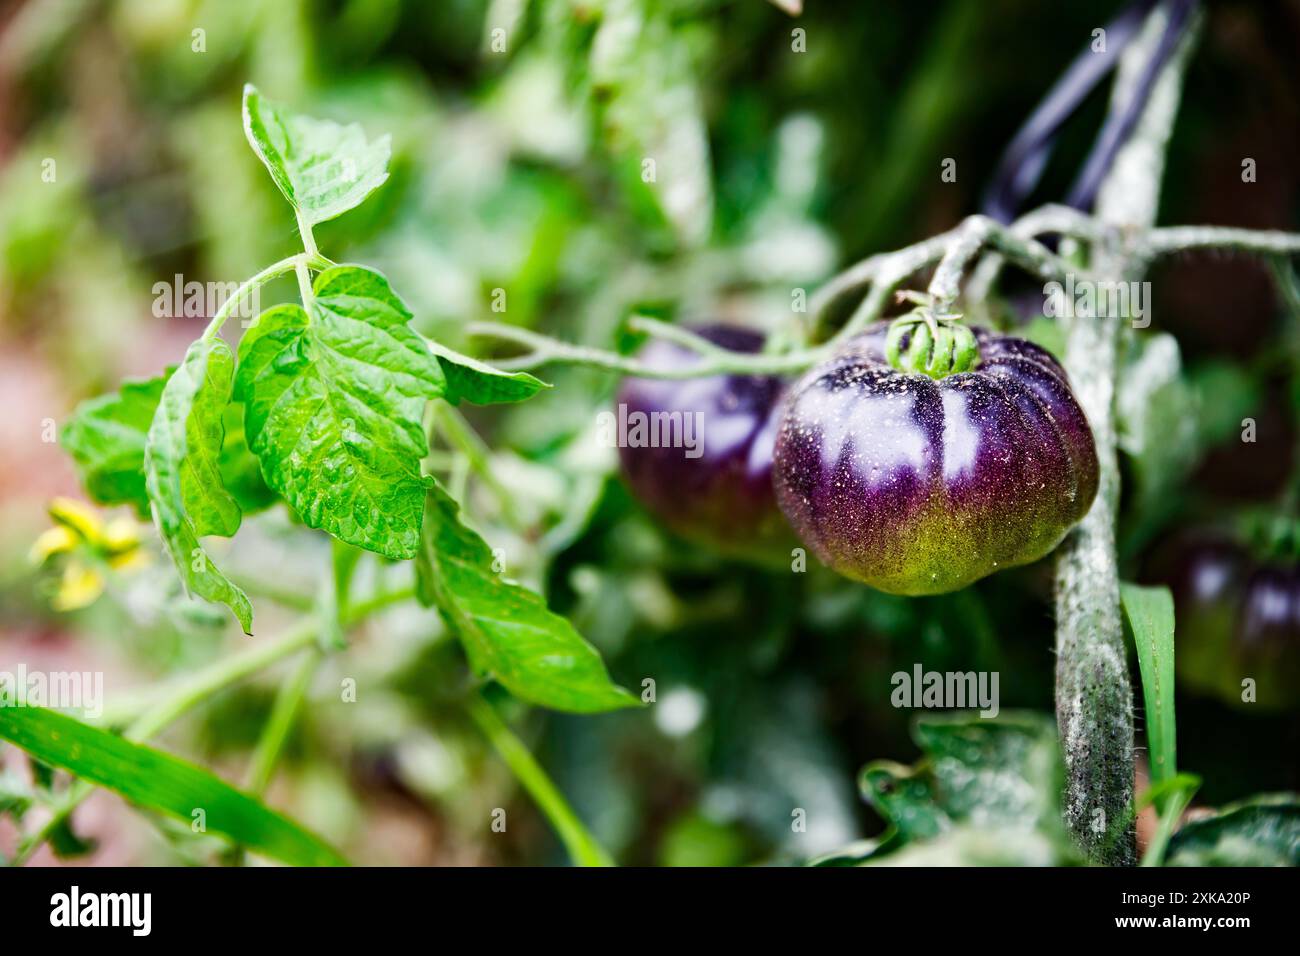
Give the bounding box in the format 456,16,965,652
200,255,299,341
627,315,732,357
1142,226,1300,259
466,693,615,867
466,322,821,378
1052,3,1199,866
432,402,523,528
246,650,320,796
295,208,320,262
925,214,1079,314
295,257,315,309
1139,776,1199,867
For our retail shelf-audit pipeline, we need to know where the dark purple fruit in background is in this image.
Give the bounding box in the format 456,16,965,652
773,322,1098,595
615,325,793,559
1169,540,1300,710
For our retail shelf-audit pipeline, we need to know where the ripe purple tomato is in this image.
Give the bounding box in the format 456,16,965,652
1169,539,1300,709
615,325,793,558
772,322,1099,594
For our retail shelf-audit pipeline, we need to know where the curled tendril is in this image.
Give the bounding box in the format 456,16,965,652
884,309,980,379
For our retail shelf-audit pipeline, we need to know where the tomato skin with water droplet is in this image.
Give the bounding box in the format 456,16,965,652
616,325,794,560
773,323,1099,595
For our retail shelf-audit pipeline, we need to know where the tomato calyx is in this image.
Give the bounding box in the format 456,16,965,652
884,305,980,380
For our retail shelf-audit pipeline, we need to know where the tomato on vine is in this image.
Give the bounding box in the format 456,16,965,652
772,313,1099,595
616,325,794,559
1164,536,1300,710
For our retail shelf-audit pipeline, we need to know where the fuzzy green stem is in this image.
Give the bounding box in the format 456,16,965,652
295,257,315,310
1052,3,1199,867
1142,226,1300,259
469,207,1299,383
627,315,730,357
295,207,320,262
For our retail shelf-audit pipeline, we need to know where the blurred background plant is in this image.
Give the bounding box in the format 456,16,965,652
0,0,1296,865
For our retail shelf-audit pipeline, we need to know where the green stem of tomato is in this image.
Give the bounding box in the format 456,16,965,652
432,401,523,529
199,251,332,342
245,649,320,797
465,693,615,867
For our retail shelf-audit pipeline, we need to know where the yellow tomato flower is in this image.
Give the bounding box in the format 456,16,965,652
30,498,150,611
51,561,106,611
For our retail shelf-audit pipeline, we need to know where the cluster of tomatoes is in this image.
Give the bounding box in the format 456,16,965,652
618,319,1299,709
616,319,1099,596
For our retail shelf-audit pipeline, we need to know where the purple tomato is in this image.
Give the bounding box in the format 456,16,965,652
772,322,1099,595
1171,539,1300,709
615,325,793,559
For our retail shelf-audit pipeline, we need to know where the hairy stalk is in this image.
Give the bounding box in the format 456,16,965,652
295,208,320,262
467,321,820,378
817,232,955,342
1141,225,1300,259
200,255,298,340
627,315,731,356
244,541,350,797
295,257,315,309
469,205,1298,386
466,693,615,867
1053,4,1199,866
925,214,1083,313
965,204,1106,309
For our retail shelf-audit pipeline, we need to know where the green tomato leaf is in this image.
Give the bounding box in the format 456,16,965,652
811,713,1076,866
864,825,1072,867
1166,794,1300,867
426,340,550,406
61,373,167,518
145,338,252,634
242,84,391,227
1120,582,1177,805
1116,332,1199,507
235,265,444,559
416,481,639,713
219,403,277,514
0,706,347,866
